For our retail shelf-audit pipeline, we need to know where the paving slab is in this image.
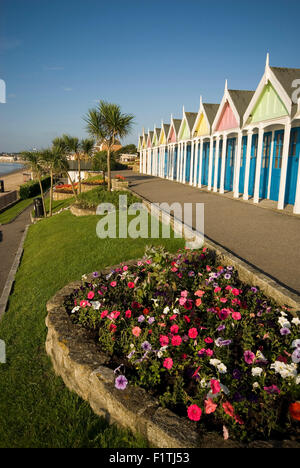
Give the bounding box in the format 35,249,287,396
120,171,300,295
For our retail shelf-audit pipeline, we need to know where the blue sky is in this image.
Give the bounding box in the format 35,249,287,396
1,0,300,152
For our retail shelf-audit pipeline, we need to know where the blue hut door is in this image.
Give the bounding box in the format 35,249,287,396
259,132,272,199
217,140,223,188
225,138,236,191
201,143,209,186
211,141,216,188
239,136,247,194
270,130,284,201
248,135,258,197
164,148,168,177
185,144,191,182
173,146,178,180
285,128,300,205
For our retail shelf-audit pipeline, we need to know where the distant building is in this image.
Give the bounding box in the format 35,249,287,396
119,153,138,162
94,140,122,152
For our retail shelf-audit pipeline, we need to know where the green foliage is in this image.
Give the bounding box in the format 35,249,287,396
92,151,127,172
19,176,51,200
75,186,140,209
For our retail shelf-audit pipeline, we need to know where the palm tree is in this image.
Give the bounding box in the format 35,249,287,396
61,135,83,192
84,101,134,191
40,148,62,217
52,136,79,199
80,138,95,186
22,151,47,217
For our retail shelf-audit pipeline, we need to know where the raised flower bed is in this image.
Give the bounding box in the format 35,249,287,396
112,175,129,191
54,184,77,200
46,246,300,447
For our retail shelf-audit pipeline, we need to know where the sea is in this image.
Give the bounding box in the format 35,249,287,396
0,162,24,177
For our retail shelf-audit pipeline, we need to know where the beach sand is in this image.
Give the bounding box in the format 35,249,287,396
0,169,29,193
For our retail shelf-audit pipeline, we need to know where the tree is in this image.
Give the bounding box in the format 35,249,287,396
80,138,95,186
40,148,63,217
52,137,79,199
22,151,47,217
84,101,134,191
61,135,83,193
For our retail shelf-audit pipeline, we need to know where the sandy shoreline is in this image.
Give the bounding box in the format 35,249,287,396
0,169,29,193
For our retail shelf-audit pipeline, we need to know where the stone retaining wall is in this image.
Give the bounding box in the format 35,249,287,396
45,265,300,449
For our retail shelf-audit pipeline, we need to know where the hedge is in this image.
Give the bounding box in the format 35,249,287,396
19,176,51,200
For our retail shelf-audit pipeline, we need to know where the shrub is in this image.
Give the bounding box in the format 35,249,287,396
19,176,51,200
65,246,300,442
54,184,78,194
74,186,140,209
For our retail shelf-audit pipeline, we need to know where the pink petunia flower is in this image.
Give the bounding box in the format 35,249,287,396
194,290,205,297
187,404,202,421
128,282,135,289
222,401,235,418
170,324,179,334
125,310,132,318
159,335,169,346
101,310,108,318
244,350,255,364
195,298,202,307
110,281,117,287
188,328,198,339
132,326,141,337
204,337,213,344
171,335,182,346
80,300,88,308
163,358,173,370
206,349,214,356
232,312,241,320
87,291,95,300
205,398,218,414
210,379,221,394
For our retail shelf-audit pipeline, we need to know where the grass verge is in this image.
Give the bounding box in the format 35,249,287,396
0,210,184,447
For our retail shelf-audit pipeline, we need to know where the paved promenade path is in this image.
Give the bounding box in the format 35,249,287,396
123,171,300,295
0,205,31,297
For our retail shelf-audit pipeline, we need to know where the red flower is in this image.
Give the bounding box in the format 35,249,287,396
210,379,221,394
188,328,198,339
184,315,191,323
222,401,235,418
289,402,300,421
187,404,202,421
159,335,169,346
204,337,213,344
125,310,132,318
170,324,179,334
163,358,173,370
109,323,117,333
171,335,182,346
128,282,135,289
143,308,150,315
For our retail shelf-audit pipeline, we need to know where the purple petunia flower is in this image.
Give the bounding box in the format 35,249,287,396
292,348,300,364
92,271,99,278
232,369,242,380
138,315,145,323
115,375,128,390
141,341,152,351
280,327,291,336
148,317,155,325
251,287,258,293
224,273,231,280
217,324,226,332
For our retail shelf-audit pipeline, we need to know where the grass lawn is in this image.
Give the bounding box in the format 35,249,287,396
0,197,35,224
0,210,184,448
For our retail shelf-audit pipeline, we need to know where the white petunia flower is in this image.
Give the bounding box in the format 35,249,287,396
292,317,300,326
71,306,80,314
252,367,263,377
217,363,227,374
163,306,170,315
209,359,221,367
278,317,291,329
